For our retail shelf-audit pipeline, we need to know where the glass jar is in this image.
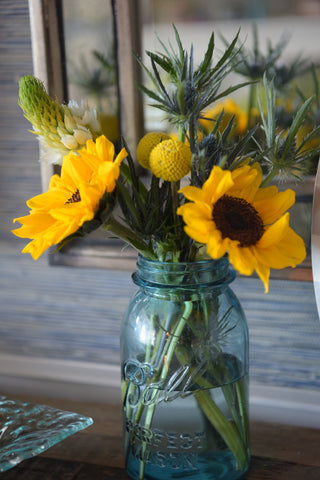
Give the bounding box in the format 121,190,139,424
121,255,250,480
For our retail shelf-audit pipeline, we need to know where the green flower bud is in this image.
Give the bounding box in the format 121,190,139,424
18,75,102,165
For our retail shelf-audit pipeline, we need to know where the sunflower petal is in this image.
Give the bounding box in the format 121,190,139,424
179,185,205,202
258,213,290,248
207,230,229,258
255,262,270,293
95,134,115,162
203,167,234,204
254,189,295,225
228,244,257,276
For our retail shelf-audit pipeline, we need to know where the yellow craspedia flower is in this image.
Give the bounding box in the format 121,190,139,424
136,131,171,168
178,163,306,293
149,138,192,182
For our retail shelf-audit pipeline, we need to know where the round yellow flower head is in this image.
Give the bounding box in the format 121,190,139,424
149,138,192,182
136,132,171,169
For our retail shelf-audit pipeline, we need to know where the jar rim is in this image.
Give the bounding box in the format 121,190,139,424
133,254,235,289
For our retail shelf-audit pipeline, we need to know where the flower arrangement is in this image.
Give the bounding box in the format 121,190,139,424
13,26,319,290
12,25,320,479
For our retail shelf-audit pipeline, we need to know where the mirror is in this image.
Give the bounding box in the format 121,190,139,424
28,0,319,278
63,0,119,145
28,0,144,270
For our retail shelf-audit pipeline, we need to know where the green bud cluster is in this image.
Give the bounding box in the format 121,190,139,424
19,75,101,164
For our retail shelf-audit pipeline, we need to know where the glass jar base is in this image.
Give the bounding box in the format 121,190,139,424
126,450,249,480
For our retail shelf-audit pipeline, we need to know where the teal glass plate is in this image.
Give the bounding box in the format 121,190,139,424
0,395,93,472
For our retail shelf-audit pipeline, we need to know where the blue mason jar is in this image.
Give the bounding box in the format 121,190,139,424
121,255,250,480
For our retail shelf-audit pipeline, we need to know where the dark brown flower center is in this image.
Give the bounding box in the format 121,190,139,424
212,195,264,247
66,189,81,204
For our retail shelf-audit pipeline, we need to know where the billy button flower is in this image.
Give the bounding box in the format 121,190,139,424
136,132,171,169
177,163,306,292
149,138,192,182
12,135,127,260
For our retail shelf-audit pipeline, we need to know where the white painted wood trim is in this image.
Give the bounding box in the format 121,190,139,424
312,159,320,320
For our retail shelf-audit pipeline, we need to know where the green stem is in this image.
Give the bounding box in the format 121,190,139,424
194,389,248,471
138,300,193,480
171,181,180,245
176,346,248,471
102,215,156,258
247,82,256,130
178,124,185,143
260,166,279,187
236,376,250,446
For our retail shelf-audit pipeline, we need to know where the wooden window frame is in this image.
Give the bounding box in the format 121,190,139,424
28,0,142,271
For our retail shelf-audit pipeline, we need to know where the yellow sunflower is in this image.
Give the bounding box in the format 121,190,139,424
12,135,127,260
177,163,306,292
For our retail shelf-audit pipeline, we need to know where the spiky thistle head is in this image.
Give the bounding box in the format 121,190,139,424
135,25,250,150
258,74,320,183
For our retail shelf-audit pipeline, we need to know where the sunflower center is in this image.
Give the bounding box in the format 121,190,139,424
66,189,81,204
212,194,264,247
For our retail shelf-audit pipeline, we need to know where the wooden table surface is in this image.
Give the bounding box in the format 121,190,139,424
1,395,320,480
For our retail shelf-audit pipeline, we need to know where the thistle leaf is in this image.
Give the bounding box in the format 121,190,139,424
282,96,314,158
198,33,215,75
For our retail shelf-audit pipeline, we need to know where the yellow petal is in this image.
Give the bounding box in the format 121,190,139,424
258,213,290,248
114,147,128,166
95,134,115,162
180,203,215,243
230,163,261,202
62,151,94,187
255,263,270,293
203,167,234,204
179,185,205,203
12,212,56,236
254,189,295,225
253,184,278,201
177,201,212,221
254,226,306,269
184,225,210,244
228,244,257,276
22,238,51,260
206,230,229,258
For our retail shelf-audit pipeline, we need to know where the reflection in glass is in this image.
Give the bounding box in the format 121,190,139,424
62,0,119,144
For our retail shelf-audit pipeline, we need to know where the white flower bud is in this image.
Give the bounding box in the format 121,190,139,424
61,134,79,150
64,110,76,132
73,126,93,145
